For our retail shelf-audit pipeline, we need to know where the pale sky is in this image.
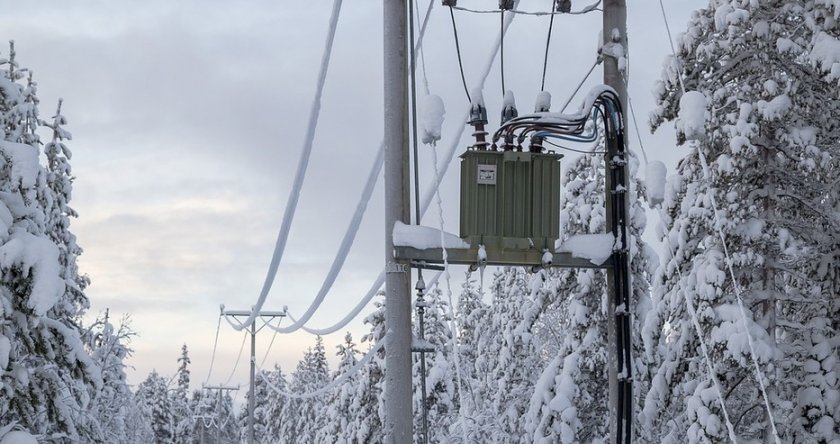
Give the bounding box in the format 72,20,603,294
0,0,705,393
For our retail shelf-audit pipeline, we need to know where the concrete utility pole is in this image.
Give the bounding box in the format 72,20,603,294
221,307,287,444
383,0,412,442
603,1,629,443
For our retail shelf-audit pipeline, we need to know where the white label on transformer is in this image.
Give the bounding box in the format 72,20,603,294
477,164,497,185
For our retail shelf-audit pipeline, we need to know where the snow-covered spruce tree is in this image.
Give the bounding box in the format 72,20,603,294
481,267,554,443
171,344,192,444
412,285,458,443
525,149,652,443
525,153,610,443
262,365,288,443
135,370,174,443
237,367,279,444
42,99,89,315
642,2,840,442
0,43,102,440
315,332,360,443
347,296,386,444
83,310,147,442
281,336,329,443
216,392,239,444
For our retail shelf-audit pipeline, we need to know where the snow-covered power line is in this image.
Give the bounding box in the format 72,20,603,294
267,143,384,334
204,315,223,385
257,0,433,336
274,10,516,338
235,0,344,331
266,270,441,338
223,332,248,386
258,340,384,400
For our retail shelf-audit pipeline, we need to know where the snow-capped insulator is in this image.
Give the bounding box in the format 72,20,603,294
499,0,515,10
501,90,518,124
555,0,571,13
534,91,551,113
442,0,457,6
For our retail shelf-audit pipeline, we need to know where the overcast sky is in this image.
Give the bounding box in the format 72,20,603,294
0,0,705,393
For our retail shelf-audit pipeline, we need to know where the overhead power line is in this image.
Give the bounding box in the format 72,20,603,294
235,0,345,331
273,7,517,338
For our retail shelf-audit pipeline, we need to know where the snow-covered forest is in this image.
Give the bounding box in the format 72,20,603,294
1,0,839,443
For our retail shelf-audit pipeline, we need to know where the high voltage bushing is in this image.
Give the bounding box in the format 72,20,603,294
468,100,490,150
500,92,519,151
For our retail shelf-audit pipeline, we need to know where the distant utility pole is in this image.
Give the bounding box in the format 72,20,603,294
602,0,630,443
221,307,287,444
383,0,413,442
202,384,239,444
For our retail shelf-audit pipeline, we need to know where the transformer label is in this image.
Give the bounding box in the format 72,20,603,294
477,164,497,185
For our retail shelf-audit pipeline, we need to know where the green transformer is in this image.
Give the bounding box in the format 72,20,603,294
459,149,563,251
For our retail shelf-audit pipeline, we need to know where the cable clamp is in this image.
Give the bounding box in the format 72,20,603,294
609,157,627,168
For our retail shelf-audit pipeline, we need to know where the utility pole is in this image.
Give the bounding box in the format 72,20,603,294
383,0,412,442
221,307,287,444
603,1,629,443
202,384,239,444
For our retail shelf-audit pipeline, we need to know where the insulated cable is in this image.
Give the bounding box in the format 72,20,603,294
500,9,507,97
448,6,472,103
540,1,557,91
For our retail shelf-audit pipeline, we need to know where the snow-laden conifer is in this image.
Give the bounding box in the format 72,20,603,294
281,336,330,442
316,332,360,443
83,311,147,442
0,43,102,441
643,1,840,441
135,370,174,442
256,365,286,443
171,344,192,444
346,297,386,443
523,139,652,443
